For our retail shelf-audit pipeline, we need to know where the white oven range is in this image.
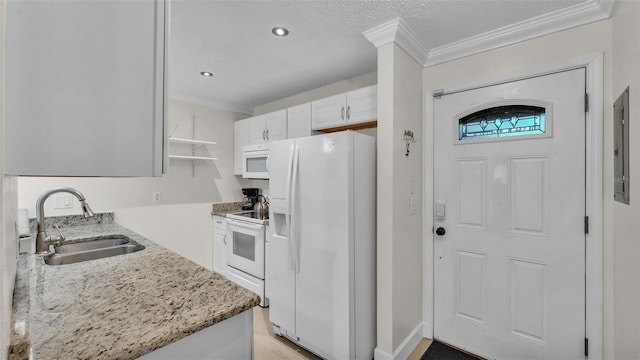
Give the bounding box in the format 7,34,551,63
225,211,268,307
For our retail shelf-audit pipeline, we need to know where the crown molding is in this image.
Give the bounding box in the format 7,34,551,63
169,93,255,115
425,0,615,66
362,17,429,65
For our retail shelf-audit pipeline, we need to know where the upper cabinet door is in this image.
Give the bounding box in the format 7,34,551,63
248,115,268,145
265,110,287,141
248,111,286,144
346,85,377,125
5,0,167,176
287,103,312,139
311,93,347,130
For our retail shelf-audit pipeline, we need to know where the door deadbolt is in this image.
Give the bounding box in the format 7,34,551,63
435,227,446,236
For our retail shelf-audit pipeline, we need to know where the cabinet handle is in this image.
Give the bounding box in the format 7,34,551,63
346,105,351,120
262,130,266,141
266,129,269,140
341,106,345,121
223,234,227,245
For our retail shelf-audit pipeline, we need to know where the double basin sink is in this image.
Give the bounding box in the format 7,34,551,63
44,235,145,265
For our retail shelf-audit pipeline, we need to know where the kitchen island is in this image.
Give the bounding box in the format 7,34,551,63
8,214,260,359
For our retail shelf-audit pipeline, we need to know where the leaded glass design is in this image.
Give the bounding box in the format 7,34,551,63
458,105,546,141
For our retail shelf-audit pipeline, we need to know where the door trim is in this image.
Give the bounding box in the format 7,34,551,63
423,52,603,359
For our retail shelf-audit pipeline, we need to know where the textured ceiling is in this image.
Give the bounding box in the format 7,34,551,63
169,0,592,114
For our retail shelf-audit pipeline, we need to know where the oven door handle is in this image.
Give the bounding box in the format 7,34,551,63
226,218,264,230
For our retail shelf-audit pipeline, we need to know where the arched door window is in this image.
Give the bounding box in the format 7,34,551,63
458,104,548,142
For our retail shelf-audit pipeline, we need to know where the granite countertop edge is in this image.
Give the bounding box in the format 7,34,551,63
8,214,260,360
211,201,244,216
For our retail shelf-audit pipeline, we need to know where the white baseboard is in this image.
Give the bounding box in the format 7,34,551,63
374,321,425,360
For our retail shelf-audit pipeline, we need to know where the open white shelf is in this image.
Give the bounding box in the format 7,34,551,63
169,155,218,161
169,137,217,146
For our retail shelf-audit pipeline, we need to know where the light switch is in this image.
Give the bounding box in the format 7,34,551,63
436,200,446,221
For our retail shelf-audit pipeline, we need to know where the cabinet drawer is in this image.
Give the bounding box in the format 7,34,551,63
213,216,227,230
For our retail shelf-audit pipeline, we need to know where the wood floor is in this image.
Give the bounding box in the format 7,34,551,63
253,306,433,360
253,306,320,360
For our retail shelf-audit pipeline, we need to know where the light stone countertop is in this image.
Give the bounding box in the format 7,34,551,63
211,201,244,216
8,215,260,360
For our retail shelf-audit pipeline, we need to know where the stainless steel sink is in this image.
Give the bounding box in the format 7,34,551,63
54,236,133,254
44,235,145,265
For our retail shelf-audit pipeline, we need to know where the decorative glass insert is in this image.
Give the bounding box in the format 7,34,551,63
458,105,546,141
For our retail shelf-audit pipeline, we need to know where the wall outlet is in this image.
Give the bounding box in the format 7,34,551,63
152,192,161,203
54,195,73,209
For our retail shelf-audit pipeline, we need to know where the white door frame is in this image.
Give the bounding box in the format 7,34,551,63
423,52,603,359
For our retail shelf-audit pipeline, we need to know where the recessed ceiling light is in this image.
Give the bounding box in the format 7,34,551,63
272,26,289,37
200,71,214,77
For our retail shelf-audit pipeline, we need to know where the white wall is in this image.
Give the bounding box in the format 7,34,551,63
376,43,424,356
422,18,616,358
0,0,18,356
611,1,640,358
115,203,214,270
17,100,252,218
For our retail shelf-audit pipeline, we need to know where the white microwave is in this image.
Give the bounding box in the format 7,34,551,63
242,143,269,179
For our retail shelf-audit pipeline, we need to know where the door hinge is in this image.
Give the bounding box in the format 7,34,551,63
585,337,589,357
585,93,589,112
584,216,589,234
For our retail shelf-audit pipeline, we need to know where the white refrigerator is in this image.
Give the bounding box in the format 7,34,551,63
267,131,376,360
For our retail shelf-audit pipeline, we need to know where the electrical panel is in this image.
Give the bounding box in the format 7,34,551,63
614,87,630,204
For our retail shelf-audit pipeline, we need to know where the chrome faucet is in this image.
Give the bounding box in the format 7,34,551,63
35,187,95,254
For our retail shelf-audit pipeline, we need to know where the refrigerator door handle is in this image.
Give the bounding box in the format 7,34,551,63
285,143,295,269
291,144,300,273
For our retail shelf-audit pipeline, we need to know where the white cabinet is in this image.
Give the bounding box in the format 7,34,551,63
234,119,249,175
287,103,312,139
213,216,228,277
248,115,267,144
311,93,346,130
5,0,167,176
139,309,253,359
266,110,288,141
248,110,287,144
346,85,378,125
311,85,377,131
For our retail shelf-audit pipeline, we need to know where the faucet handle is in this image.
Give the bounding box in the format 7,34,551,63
51,224,65,245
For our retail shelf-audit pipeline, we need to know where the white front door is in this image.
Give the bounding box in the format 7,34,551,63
433,69,586,359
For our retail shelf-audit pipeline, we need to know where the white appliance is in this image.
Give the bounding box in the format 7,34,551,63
226,212,269,307
267,131,376,360
242,143,269,179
